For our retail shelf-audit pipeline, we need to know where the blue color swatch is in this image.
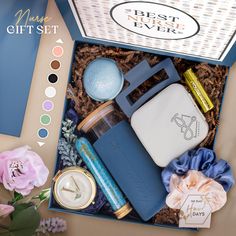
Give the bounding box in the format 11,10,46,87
38,128,48,139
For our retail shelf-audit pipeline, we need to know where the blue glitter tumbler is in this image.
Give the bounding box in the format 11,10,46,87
75,137,132,219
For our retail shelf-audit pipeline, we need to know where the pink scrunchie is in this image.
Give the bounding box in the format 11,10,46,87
166,170,227,212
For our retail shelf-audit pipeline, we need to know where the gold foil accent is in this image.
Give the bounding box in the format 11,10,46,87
114,203,133,219
183,68,214,113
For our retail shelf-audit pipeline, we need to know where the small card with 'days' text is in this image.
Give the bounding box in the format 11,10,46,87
179,194,212,228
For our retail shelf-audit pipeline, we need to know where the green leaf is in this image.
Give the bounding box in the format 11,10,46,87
10,203,33,219
37,188,51,202
12,193,23,205
32,188,51,209
0,228,12,236
0,231,12,236
9,206,40,236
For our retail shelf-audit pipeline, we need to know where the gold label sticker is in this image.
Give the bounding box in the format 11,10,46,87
179,194,212,228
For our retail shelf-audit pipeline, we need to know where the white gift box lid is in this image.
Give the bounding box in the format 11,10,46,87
56,0,236,66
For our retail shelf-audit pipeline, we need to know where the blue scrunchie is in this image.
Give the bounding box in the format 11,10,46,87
162,148,235,192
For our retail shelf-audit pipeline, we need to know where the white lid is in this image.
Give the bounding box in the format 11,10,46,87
58,0,236,65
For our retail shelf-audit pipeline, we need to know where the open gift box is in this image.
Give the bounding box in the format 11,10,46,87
49,0,236,230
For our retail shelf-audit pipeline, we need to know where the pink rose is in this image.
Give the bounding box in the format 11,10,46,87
0,204,14,218
0,146,49,196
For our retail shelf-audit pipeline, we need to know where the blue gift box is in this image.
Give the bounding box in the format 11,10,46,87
49,0,236,230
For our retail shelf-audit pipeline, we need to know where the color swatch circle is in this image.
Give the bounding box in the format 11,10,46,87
42,100,54,112
52,46,63,57
38,128,49,139
50,60,60,70
48,74,58,84
45,86,56,98
40,114,51,125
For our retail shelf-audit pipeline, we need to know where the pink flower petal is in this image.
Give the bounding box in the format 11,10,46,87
0,204,14,218
0,146,49,196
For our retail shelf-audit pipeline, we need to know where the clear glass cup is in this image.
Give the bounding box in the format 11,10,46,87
77,101,123,143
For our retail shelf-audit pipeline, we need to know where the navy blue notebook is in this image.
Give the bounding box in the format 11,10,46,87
0,0,48,137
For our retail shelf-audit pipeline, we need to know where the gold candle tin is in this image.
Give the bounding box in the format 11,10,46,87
53,167,97,210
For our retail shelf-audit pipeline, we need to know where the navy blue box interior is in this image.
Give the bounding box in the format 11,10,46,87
49,41,228,231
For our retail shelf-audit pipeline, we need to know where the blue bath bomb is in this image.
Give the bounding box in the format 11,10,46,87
83,58,124,101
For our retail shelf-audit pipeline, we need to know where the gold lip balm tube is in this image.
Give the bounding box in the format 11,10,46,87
183,68,214,113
